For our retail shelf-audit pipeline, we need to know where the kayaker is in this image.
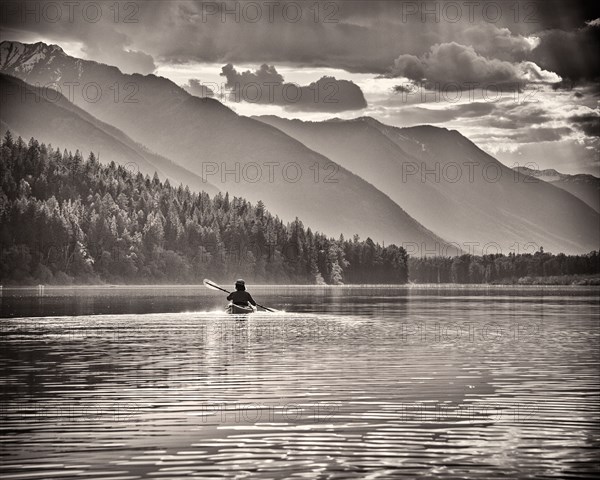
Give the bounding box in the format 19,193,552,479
227,279,257,308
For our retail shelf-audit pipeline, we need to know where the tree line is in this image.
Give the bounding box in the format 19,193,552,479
0,133,408,285
408,251,599,284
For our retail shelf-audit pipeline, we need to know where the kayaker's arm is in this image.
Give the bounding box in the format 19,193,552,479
226,292,234,301
247,293,257,306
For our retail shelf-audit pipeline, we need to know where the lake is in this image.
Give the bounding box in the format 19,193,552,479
1,285,599,479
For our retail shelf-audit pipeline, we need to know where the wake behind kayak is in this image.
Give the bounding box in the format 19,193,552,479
226,303,255,315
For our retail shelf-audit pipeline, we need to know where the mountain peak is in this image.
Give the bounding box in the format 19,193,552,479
0,40,63,51
0,40,65,72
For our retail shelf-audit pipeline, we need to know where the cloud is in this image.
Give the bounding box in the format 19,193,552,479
493,137,600,176
392,102,497,124
181,79,214,97
506,127,573,143
387,42,559,91
484,105,553,130
470,128,573,150
50,2,548,75
531,22,600,83
2,0,594,79
518,62,562,83
221,63,284,89
569,114,600,137
220,64,367,112
460,24,538,61
82,38,156,75
143,2,593,75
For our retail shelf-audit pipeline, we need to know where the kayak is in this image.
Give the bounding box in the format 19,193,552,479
204,279,276,313
226,303,255,314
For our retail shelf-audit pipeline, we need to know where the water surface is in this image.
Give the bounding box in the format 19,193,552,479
1,285,599,479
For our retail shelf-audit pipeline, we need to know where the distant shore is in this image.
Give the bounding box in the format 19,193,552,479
489,274,600,286
2,274,599,288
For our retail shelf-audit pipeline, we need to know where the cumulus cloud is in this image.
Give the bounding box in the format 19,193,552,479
387,42,559,91
181,79,214,98
518,62,562,83
461,24,538,61
220,64,367,112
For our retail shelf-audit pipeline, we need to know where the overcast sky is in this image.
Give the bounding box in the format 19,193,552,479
1,0,599,174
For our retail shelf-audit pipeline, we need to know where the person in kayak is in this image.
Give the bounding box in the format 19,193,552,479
227,279,257,307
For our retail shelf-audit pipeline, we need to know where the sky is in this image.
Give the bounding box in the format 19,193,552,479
1,0,599,174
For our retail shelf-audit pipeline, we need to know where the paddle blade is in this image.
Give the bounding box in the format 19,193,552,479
203,279,224,291
257,304,278,313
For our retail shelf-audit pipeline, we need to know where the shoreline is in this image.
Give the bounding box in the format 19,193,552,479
1,278,599,290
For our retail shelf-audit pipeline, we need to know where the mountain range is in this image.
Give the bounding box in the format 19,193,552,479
1,40,598,255
513,166,599,213
256,115,599,254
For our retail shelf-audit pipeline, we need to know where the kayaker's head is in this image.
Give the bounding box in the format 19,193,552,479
235,279,246,291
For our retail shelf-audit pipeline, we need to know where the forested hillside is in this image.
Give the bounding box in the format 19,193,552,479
0,133,409,285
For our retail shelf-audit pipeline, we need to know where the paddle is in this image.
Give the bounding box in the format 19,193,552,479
203,279,277,312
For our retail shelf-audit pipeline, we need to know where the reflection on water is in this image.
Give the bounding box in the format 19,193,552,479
1,286,599,479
